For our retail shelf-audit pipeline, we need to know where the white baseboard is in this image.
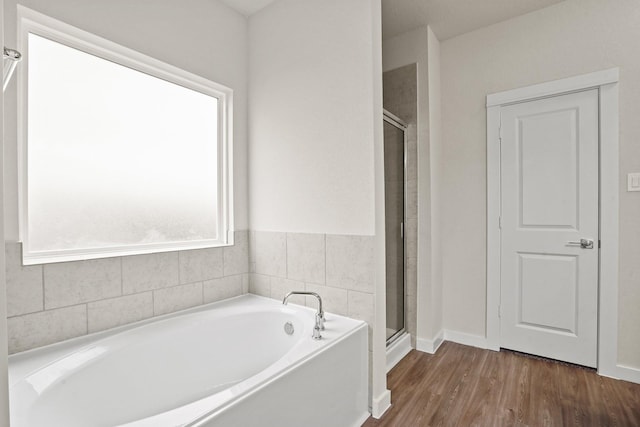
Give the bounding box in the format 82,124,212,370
415,330,444,354
386,333,412,373
351,412,372,427
443,330,488,349
600,363,640,385
616,364,640,384
416,329,488,354
412,329,640,386
370,389,391,419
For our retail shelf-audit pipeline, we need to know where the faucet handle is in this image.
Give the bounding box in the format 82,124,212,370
316,312,325,330
313,314,323,340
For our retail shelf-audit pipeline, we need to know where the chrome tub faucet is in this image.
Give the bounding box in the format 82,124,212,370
282,291,325,340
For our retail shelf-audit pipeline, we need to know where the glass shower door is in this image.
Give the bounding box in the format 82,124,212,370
383,114,406,344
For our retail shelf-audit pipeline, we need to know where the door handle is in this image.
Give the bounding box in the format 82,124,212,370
567,238,594,249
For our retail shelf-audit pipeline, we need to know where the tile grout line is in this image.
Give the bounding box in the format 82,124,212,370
324,233,328,289
120,256,124,295
284,232,288,281
177,251,182,285
41,260,45,311
222,235,227,278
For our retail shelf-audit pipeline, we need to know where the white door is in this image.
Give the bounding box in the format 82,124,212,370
500,89,599,368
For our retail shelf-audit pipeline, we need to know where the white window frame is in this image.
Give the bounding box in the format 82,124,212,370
17,6,234,265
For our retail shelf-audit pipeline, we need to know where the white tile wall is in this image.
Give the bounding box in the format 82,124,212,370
249,231,257,273
271,276,305,305
248,273,271,297
44,258,121,309
347,290,374,325
249,231,375,342
241,273,250,294
5,243,43,317
286,233,325,284
254,231,287,277
88,292,153,333
326,235,375,293
5,230,373,354
304,283,349,317
348,290,375,351
153,282,203,316
5,231,249,353
179,247,224,284
122,252,179,294
203,275,244,304
8,305,87,353
223,232,249,276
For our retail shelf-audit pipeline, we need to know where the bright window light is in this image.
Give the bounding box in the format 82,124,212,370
20,10,233,264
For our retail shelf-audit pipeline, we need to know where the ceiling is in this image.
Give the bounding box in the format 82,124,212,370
382,0,566,40
219,0,566,40
218,0,277,16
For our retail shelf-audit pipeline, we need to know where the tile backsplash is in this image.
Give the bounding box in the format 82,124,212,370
5,229,375,355
248,230,376,388
248,231,375,349
5,231,249,353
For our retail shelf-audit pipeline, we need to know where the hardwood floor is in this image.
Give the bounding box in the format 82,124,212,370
362,342,640,427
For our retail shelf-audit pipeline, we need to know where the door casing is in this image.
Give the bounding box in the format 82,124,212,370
486,68,620,378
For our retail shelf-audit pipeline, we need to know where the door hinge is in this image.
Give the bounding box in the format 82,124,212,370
498,305,502,318
498,216,502,229
598,239,601,248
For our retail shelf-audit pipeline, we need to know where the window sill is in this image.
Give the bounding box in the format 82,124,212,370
22,238,234,266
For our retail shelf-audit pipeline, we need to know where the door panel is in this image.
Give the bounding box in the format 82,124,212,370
519,108,578,229
500,89,599,367
518,253,577,333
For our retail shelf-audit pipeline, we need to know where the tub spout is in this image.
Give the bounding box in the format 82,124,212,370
283,291,325,340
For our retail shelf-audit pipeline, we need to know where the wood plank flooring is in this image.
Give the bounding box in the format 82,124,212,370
362,342,640,427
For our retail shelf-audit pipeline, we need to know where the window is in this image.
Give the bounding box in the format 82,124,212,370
18,7,233,264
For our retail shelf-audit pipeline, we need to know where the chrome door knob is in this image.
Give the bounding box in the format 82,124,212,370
567,238,594,249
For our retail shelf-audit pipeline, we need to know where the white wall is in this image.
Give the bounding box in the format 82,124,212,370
369,0,388,416
248,0,388,413
248,0,376,236
3,0,250,236
440,0,640,368
426,27,443,339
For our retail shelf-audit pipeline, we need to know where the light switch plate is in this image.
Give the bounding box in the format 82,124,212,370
628,173,640,192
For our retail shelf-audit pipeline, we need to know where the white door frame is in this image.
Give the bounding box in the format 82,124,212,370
486,68,626,380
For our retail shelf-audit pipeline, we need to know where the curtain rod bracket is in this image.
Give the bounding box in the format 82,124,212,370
3,46,22,92
4,47,22,61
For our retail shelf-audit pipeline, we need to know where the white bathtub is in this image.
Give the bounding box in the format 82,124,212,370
9,294,369,427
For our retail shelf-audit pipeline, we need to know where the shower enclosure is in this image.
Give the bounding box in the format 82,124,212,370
383,110,407,345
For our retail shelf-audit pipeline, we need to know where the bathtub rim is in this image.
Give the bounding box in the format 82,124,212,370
8,294,310,384
9,294,370,426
